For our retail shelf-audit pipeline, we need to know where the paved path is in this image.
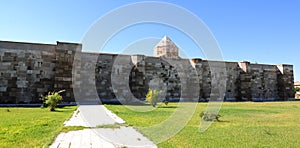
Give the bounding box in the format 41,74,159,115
63,105,125,127
50,105,156,148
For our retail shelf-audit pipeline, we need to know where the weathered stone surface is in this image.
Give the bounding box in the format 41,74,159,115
0,37,295,104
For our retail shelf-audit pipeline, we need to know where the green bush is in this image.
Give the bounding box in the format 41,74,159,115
41,90,64,111
200,112,222,122
295,87,300,92
146,89,162,107
163,99,169,106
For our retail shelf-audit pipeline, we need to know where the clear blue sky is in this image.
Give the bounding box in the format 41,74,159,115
1,0,299,80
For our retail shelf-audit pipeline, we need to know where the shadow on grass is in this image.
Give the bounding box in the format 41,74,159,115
217,120,230,123
158,106,178,108
51,110,63,112
103,102,150,106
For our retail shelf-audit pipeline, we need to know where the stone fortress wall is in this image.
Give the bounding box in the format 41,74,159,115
0,37,294,104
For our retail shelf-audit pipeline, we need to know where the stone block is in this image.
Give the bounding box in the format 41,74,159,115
36,88,45,93
16,81,28,88
62,77,72,81
27,70,33,74
0,87,7,92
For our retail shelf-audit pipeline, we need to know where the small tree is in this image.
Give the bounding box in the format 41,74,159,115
146,89,161,107
41,90,65,111
295,87,300,92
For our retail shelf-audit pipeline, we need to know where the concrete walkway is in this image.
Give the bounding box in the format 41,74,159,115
50,105,156,148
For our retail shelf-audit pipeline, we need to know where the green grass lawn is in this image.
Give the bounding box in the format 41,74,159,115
0,106,77,147
105,102,300,147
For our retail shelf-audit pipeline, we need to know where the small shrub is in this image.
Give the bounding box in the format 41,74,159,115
41,90,65,111
163,100,169,105
295,87,300,92
146,89,162,107
200,112,222,122
163,96,169,106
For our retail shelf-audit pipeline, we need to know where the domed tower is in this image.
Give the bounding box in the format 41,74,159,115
154,36,179,59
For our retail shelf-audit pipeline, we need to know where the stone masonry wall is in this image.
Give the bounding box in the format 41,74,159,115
0,41,295,104
54,42,81,102
0,41,56,103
